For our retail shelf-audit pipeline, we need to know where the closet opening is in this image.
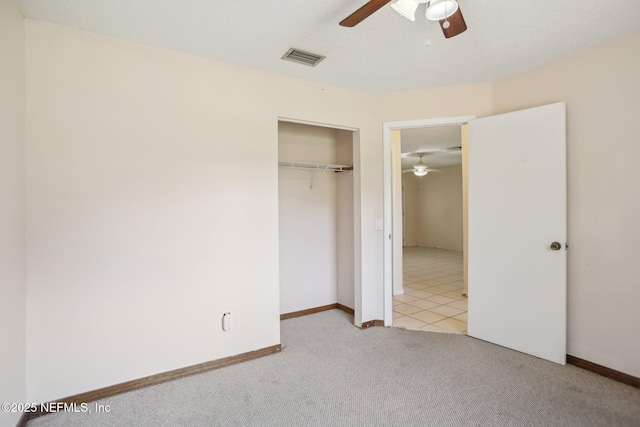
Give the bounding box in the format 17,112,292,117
277,120,358,324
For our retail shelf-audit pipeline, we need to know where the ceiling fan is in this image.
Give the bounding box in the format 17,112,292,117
339,0,467,39
402,153,442,176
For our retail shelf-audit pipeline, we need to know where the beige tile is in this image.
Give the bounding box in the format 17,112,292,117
400,247,464,327
407,299,440,310
426,295,457,305
407,290,435,299
393,316,426,330
406,282,431,290
446,299,468,310
430,305,464,318
418,323,450,333
432,318,467,334
420,278,445,285
441,290,465,300
394,294,418,303
423,286,450,294
452,312,468,322
393,304,423,315
408,310,447,324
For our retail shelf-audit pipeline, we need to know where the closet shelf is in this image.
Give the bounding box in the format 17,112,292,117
278,161,353,172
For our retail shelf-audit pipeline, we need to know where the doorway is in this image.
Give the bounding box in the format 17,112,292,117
383,104,567,365
389,122,469,333
382,116,475,327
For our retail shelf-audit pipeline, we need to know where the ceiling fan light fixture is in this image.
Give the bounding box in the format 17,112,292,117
426,0,458,21
413,162,428,170
414,169,429,177
390,0,419,21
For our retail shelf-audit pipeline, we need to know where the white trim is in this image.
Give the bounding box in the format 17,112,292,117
382,116,475,326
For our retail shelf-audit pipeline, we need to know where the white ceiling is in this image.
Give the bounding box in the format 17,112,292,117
16,0,640,94
401,126,461,169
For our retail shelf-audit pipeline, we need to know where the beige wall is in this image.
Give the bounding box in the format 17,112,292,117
403,164,463,251
391,130,404,294
0,1,26,426
493,30,640,377
24,20,379,403
378,84,493,122
461,125,469,294
403,173,420,246
336,129,355,309
23,20,494,401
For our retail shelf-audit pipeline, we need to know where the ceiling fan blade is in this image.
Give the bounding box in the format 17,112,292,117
439,7,467,38
340,0,391,27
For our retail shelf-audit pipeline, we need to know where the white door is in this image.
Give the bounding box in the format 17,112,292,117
467,102,567,365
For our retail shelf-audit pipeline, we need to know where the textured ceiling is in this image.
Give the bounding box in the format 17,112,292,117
401,126,461,169
16,0,640,93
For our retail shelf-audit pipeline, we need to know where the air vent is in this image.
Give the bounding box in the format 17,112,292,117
281,48,326,67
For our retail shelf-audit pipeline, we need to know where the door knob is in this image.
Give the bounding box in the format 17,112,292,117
550,242,562,251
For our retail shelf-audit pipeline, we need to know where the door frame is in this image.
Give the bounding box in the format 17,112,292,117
383,116,475,326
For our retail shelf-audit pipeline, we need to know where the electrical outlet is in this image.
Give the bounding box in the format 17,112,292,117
222,312,232,331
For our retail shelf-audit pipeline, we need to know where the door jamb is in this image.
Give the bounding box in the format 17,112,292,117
382,116,475,326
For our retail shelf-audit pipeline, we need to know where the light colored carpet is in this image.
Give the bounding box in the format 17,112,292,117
29,310,640,426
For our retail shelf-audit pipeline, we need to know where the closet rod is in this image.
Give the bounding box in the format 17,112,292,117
278,161,353,172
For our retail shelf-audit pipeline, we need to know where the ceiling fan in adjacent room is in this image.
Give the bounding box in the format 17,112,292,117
401,147,461,176
402,153,442,177
340,0,467,39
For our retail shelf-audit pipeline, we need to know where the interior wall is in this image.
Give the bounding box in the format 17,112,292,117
421,164,463,250
25,21,377,403
336,129,355,309
492,30,640,378
0,1,26,426
378,84,494,123
23,20,492,401
402,174,420,247
391,130,403,295
461,125,469,295
278,122,339,314
402,164,463,251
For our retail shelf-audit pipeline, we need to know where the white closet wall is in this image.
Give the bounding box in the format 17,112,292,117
278,122,354,315
336,129,355,310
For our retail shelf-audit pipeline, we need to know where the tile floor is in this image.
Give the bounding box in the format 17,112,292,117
393,246,467,334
